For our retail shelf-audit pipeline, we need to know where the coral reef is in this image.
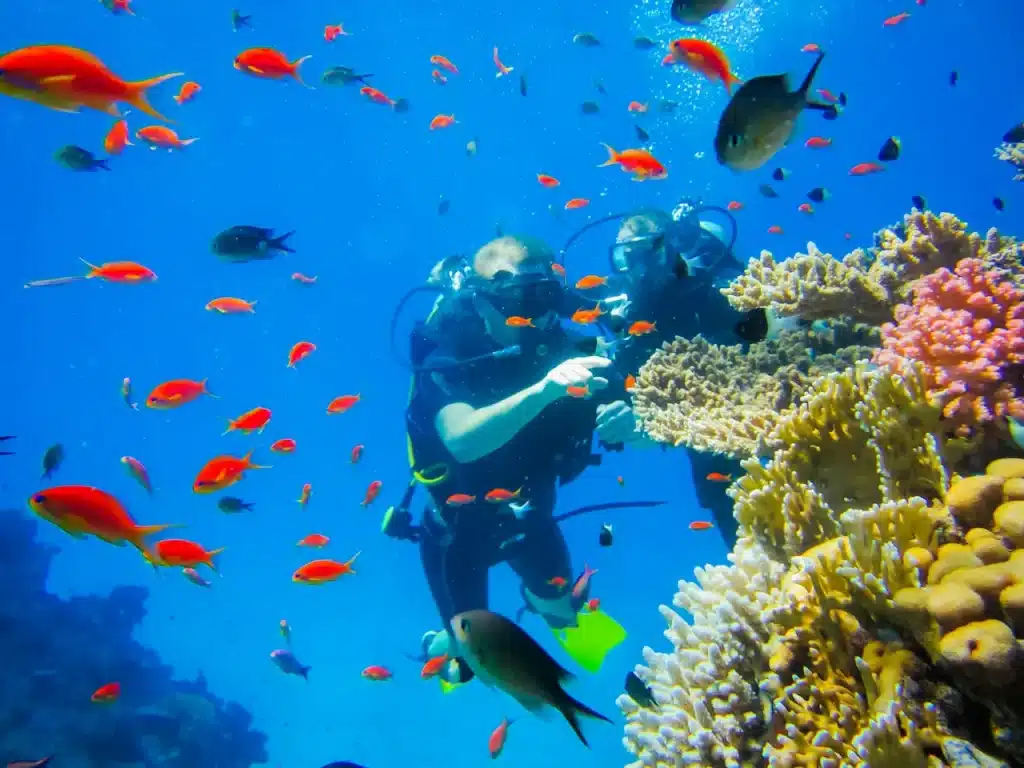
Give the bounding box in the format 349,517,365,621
619,364,1024,768
873,258,1024,438
996,142,1024,182
0,512,268,768
721,211,1023,324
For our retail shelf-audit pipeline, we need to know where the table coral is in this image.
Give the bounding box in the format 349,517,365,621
873,257,1024,437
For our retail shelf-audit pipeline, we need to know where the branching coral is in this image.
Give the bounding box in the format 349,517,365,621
873,258,1024,437
995,142,1024,182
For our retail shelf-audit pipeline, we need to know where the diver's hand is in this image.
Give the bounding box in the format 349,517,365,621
596,400,639,444
539,357,611,401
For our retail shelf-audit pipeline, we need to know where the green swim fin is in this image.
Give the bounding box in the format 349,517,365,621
552,608,627,673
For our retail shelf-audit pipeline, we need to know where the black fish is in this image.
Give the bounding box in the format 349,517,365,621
838,91,848,107
218,497,254,513
0,435,14,456
771,167,790,181
211,226,295,260
230,9,252,30
993,197,1005,212
949,70,958,86
393,98,410,113
55,145,109,172
624,672,659,710
807,187,830,203
878,136,901,162
1004,122,1024,144
633,36,656,50
759,184,779,199
581,101,600,114
594,80,607,96
321,67,372,86
598,523,613,547
519,74,527,97
911,195,927,210
320,763,367,768
41,443,64,480
437,198,451,216
635,124,650,142
734,308,768,343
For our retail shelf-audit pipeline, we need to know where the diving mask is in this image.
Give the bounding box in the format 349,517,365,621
475,268,567,320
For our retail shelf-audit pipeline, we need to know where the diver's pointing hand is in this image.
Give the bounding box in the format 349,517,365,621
540,356,611,401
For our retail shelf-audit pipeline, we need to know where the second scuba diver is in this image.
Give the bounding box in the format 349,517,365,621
391,235,646,686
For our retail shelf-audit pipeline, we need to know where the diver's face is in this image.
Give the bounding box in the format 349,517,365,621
473,294,559,344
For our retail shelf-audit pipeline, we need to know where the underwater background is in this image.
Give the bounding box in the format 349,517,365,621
1,0,1020,766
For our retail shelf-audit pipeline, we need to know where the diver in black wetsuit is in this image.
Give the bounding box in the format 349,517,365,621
395,235,650,682
559,200,753,548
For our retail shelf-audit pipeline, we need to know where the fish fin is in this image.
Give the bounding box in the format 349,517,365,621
125,72,184,123
242,449,271,470
290,56,314,89
78,257,100,277
269,230,296,253
596,142,618,168
205,547,226,571
345,551,362,572
132,523,178,561
222,421,235,436
797,51,825,97
180,137,199,146
201,378,219,398
95,159,111,171
554,689,613,747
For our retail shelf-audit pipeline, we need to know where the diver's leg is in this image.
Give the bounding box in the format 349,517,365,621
506,512,577,627
687,448,740,548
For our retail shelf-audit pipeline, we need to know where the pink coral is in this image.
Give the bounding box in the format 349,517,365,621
874,258,1024,434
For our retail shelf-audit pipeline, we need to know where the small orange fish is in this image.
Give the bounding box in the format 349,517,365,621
551,262,566,279
798,203,814,214
548,576,568,588
136,125,198,149
148,538,224,570
120,455,152,494
430,55,459,74
324,24,350,42
297,483,312,506
193,450,268,493
79,259,157,283
432,69,448,85
572,563,598,599
206,297,256,314
328,394,361,414
109,0,135,15
689,520,715,531
492,46,514,77
767,225,783,234
298,533,329,548
174,81,201,105
234,47,311,85
537,173,560,187
598,143,667,181
485,487,521,503
625,374,636,391
146,378,214,409
292,272,318,285
883,12,910,26
628,320,657,336
566,385,589,399
571,304,605,325
420,654,448,679
447,493,477,506
627,100,648,113
666,39,742,93
104,117,132,155
805,136,832,149
91,682,120,703
801,43,821,53
575,275,607,290
293,552,361,583
362,665,393,681
360,86,395,106
429,113,456,130
565,198,590,210
350,443,364,463
505,316,535,328
183,568,211,587
816,88,839,103
706,472,732,482
586,597,601,611
223,406,271,435
288,341,316,367
849,162,884,176
271,438,297,453
489,717,514,759
361,480,383,507
727,200,743,211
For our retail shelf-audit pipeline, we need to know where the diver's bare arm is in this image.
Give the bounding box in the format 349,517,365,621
435,382,557,464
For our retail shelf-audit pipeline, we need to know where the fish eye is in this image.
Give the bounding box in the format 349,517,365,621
196,480,209,487
32,494,46,504
460,618,471,632
729,134,740,148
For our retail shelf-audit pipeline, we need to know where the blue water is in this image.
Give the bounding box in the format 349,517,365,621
1,0,1018,765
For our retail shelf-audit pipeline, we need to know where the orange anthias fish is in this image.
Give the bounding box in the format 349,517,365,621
137,125,198,149
489,717,514,758
292,272,318,285
420,654,448,679
805,136,832,149
505,316,535,328
350,443,364,463
146,378,215,409
193,450,269,493
223,406,271,435
174,81,201,104
689,520,715,531
104,117,132,155
768,225,783,234
571,304,605,325
429,114,456,130
271,438,297,453
492,47,514,77
850,162,885,176
575,275,607,290
109,0,135,15
206,297,256,314
627,101,648,113
883,12,910,26
327,394,361,414
293,552,361,583
537,174,560,188
297,483,312,506
727,200,743,211
706,472,733,482
234,48,312,85
28,485,173,558
288,340,317,367
566,385,589,399
628,320,657,336
361,480,383,507
799,203,814,215
120,455,153,494
148,538,224,571
485,487,521,503
548,576,568,588
432,69,448,85
360,86,395,106
667,39,742,93
298,533,329,548
430,55,459,75
564,198,590,210
625,374,637,391
81,259,157,283
91,682,121,703
598,143,667,181
324,24,350,42
551,262,566,279
446,493,477,506
572,563,598,599
0,45,182,121
362,665,393,681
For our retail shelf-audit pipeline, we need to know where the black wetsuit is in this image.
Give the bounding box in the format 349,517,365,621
611,276,746,548
406,338,623,630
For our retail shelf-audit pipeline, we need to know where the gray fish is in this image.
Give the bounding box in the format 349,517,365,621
594,80,607,95
218,496,254,513
8,759,53,768
573,32,601,47
41,443,64,480
231,9,252,30
758,184,779,199
450,609,612,746
715,52,836,171
322,66,372,86
635,125,650,142
633,36,656,50
270,649,310,679
437,198,450,216
393,98,410,113
211,226,295,260
671,0,734,24
624,671,659,710
519,74,527,97
807,187,830,203
55,145,109,172
581,101,601,114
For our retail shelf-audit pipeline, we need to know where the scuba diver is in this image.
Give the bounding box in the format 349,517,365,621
559,199,760,548
385,235,644,686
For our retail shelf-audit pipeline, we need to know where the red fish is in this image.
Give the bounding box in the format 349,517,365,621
288,341,316,367
537,173,560,187
293,552,361,583
28,485,172,558
104,116,132,155
174,81,201,104
801,43,820,53
798,203,814,215
298,533,329,548
324,24,350,42
146,378,215,409
91,682,120,703
627,100,648,113
625,374,636,391
564,198,590,210
421,654,448,679
666,38,742,93
430,55,459,75
727,200,743,211
360,86,395,106
292,272,318,285
234,48,311,85
883,12,910,26
485,487,521,503
492,47,514,77
804,136,832,149
362,665,393,681
586,597,601,611
706,472,732,482
551,263,566,279
109,0,135,15
206,297,256,314
79,259,157,283
297,483,312,506
120,455,152,494
816,88,839,103
193,450,269,493
137,125,198,149
572,563,598,599
271,438,297,453
566,385,589,399
430,114,456,130
0,45,182,121
689,520,715,531
850,162,884,176
149,538,224,571
488,717,514,758
575,275,607,290
350,444,364,463
598,143,667,181
361,480,383,507
548,576,568,588
447,493,477,506
767,225,783,234
328,394,361,414
628,320,656,336
224,406,271,435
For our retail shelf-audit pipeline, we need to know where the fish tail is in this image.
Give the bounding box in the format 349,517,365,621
201,378,219,398
242,449,271,470
222,420,235,436
269,230,296,253
597,143,619,167
205,547,226,571
180,137,199,147
555,690,613,747
133,523,177,560
798,51,825,97
125,72,184,123
301,665,311,680
291,55,313,88
345,550,362,572
95,158,112,171
79,257,100,277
